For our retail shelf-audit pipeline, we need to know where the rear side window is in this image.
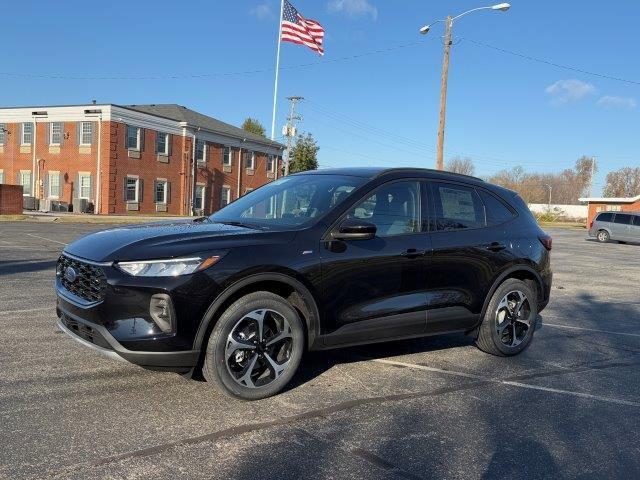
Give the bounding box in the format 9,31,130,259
596,212,613,222
432,183,486,231
634,216,640,226
614,214,633,225
479,190,516,226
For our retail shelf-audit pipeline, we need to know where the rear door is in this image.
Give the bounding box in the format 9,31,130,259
631,215,640,242
611,213,633,240
426,181,517,334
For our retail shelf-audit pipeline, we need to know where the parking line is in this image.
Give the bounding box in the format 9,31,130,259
0,307,54,316
373,358,640,408
544,322,640,338
25,233,68,246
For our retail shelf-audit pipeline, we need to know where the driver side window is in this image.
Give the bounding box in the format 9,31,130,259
346,181,421,237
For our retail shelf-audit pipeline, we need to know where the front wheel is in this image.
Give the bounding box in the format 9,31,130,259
476,278,538,357
203,291,305,400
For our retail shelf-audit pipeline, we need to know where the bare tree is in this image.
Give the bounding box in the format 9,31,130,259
603,167,640,197
445,157,475,176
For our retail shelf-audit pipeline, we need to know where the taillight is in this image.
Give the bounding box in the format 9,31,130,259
539,235,552,251
589,221,594,229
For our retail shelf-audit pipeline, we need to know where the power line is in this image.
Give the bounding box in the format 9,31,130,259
461,37,640,86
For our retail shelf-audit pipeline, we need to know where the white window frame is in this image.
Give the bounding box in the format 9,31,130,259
21,123,33,146
194,184,205,210
48,171,61,198
20,170,32,196
244,151,255,170
266,155,276,173
0,124,6,145
78,173,91,200
155,179,168,204
50,122,62,146
221,186,231,207
125,176,139,202
126,126,141,151
222,146,232,166
0,169,4,184
195,140,206,164
80,122,93,146
156,132,169,155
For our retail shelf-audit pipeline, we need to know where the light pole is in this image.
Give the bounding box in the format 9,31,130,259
420,3,510,171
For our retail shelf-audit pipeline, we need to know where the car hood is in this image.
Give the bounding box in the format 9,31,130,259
64,220,296,262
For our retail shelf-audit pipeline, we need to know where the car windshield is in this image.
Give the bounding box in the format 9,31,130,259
210,174,367,230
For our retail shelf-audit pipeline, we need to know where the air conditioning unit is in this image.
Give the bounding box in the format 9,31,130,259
39,199,53,212
23,196,39,211
52,201,71,213
72,198,89,214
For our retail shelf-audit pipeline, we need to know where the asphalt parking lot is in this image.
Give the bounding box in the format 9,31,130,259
1,222,640,479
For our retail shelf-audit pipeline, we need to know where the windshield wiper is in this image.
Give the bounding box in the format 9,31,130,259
216,220,268,230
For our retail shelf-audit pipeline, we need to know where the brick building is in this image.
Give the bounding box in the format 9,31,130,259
579,194,640,226
0,104,283,215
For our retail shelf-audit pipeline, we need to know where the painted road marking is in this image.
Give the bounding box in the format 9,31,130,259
0,307,55,316
25,233,68,245
544,322,640,338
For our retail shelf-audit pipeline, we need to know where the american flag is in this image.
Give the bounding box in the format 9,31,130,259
281,0,325,56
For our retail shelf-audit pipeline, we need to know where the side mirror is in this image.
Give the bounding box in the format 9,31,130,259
332,218,376,241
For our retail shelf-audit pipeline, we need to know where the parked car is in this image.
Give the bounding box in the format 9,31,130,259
56,168,553,400
589,211,640,243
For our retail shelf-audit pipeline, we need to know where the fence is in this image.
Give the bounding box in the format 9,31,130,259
528,203,587,221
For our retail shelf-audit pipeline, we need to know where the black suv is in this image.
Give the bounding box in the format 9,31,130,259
56,168,552,400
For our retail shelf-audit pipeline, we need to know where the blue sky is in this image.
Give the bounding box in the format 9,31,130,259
3,1,639,194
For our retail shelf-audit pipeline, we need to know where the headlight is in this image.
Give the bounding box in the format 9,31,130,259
116,256,221,277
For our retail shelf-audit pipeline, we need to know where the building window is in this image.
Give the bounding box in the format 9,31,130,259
20,171,32,196
0,124,6,144
195,140,206,163
222,147,232,166
80,122,93,145
49,122,62,145
79,174,91,199
266,155,275,172
244,151,255,169
156,132,169,155
21,123,33,145
48,171,61,198
221,186,231,207
126,126,141,150
126,176,139,202
155,180,168,204
0,170,4,184
194,185,205,210
244,188,254,195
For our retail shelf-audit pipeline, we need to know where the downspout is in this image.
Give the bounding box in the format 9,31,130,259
95,114,102,214
191,128,200,216
237,138,246,198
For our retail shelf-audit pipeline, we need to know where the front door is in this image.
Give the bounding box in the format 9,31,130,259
320,180,430,346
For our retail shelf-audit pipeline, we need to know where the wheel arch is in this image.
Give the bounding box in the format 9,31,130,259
193,272,321,354
480,265,544,320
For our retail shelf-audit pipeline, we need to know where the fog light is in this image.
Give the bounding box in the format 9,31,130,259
150,294,175,334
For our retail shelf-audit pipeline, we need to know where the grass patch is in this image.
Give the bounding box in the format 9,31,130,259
538,221,585,230
0,215,29,221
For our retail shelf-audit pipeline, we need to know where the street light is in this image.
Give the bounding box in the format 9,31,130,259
420,3,511,171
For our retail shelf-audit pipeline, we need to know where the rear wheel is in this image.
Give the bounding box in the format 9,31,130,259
203,291,305,400
476,278,537,357
597,230,610,243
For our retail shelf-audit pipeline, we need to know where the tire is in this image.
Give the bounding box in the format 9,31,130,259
597,230,610,243
476,278,538,357
203,291,305,400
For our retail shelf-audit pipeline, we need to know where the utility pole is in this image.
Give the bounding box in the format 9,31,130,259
436,16,453,171
588,156,596,197
283,96,303,176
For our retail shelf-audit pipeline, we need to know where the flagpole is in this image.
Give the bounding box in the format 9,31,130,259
271,0,285,141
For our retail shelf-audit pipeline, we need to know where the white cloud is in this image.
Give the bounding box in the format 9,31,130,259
545,79,596,104
597,95,637,110
249,3,273,20
327,0,378,20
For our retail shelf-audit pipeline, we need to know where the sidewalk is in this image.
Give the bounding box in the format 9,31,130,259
0,211,194,223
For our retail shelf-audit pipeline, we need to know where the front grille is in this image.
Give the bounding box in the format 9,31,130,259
60,315,111,349
57,255,108,303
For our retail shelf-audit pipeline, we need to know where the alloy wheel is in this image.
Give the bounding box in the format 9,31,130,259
225,309,293,389
495,290,532,348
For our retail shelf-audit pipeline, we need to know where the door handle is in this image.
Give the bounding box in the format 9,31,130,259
485,242,507,252
402,248,427,259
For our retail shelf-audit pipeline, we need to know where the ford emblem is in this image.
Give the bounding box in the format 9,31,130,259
64,266,77,283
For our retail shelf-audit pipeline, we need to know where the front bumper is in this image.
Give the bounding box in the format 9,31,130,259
56,307,199,372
